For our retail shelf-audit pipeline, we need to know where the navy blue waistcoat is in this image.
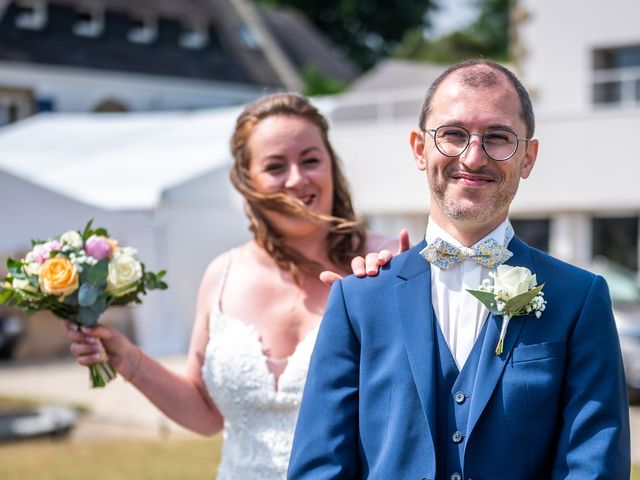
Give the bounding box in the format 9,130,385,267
434,311,488,480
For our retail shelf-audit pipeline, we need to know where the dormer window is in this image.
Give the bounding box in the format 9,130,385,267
180,24,209,50
238,25,261,51
72,6,105,38
127,16,158,44
15,0,47,31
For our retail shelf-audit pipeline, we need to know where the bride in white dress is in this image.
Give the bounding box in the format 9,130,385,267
66,92,405,478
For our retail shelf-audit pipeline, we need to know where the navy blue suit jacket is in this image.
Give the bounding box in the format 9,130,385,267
288,237,630,479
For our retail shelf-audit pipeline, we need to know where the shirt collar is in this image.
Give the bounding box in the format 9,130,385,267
424,217,512,249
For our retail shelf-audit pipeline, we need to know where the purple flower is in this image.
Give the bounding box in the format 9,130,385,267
32,241,62,264
85,235,113,260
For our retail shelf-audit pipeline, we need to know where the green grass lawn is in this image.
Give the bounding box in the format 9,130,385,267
0,394,221,479
1,396,637,479
0,436,221,480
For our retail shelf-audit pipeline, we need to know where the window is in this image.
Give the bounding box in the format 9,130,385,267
14,0,47,30
127,17,158,44
592,216,638,272
237,25,261,51
511,219,550,252
180,25,209,50
72,7,105,38
593,45,640,107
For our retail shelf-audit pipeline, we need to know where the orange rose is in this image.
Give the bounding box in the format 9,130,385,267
38,257,79,297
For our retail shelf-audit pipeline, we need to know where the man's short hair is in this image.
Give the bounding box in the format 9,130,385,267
419,59,535,138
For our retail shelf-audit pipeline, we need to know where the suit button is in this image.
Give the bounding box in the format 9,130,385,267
451,473,462,480
454,391,466,404
451,430,464,443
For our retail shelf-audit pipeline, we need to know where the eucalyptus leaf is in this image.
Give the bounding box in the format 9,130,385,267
87,260,108,287
78,283,99,307
92,297,107,315
77,307,100,326
505,284,544,314
467,289,501,314
76,298,107,326
63,292,79,306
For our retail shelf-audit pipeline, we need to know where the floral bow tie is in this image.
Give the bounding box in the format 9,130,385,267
420,224,514,270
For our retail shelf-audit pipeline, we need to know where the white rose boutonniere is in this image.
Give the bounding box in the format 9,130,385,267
467,265,546,356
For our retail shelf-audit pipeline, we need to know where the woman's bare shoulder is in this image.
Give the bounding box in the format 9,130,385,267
198,242,253,295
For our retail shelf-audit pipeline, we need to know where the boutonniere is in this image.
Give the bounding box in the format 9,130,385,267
467,265,546,356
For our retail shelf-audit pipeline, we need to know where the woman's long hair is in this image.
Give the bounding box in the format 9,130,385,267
229,92,366,279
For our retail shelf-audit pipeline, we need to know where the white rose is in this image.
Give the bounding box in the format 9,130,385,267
24,262,41,276
60,230,83,249
489,265,537,299
107,254,143,296
12,278,38,293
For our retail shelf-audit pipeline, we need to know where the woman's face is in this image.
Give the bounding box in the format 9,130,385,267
247,114,334,238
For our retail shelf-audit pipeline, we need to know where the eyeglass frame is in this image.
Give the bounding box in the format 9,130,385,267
423,125,531,161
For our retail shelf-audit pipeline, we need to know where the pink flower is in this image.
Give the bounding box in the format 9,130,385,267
31,241,62,264
85,235,113,260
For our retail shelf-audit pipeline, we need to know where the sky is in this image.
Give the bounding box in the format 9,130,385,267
428,0,480,38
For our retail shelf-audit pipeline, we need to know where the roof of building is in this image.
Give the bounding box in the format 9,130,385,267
0,1,257,84
38,0,218,24
347,59,447,92
0,0,357,88
260,6,359,83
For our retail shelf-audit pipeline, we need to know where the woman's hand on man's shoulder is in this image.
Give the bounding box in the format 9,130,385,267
319,230,411,286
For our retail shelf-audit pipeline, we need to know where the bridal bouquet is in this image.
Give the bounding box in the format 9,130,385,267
0,220,167,387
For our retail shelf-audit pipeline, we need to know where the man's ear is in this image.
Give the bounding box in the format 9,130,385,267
410,129,427,171
521,138,539,179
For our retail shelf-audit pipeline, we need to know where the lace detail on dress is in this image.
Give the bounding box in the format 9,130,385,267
202,253,319,480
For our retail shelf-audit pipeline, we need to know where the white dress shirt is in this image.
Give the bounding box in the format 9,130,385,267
425,218,512,369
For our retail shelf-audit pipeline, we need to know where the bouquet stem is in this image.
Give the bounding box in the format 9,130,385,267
89,362,117,388
88,339,117,388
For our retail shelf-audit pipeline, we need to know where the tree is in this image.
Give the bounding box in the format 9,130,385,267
395,0,511,64
256,0,437,70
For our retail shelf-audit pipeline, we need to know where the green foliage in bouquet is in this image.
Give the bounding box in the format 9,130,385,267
0,220,168,387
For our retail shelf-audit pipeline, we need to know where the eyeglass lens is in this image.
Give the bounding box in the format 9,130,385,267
434,126,518,161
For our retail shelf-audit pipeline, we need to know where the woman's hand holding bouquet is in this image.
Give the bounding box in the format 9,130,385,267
0,220,167,387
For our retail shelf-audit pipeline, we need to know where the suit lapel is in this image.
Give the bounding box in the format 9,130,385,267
394,241,437,450
467,237,536,438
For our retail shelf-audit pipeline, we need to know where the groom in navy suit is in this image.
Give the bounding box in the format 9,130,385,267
288,60,630,479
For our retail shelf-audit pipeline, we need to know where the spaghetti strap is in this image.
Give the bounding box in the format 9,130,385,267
217,249,234,313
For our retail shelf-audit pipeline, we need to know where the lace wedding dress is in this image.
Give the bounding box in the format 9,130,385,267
202,264,318,479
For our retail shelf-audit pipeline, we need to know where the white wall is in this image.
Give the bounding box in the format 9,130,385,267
519,0,640,113
0,61,261,112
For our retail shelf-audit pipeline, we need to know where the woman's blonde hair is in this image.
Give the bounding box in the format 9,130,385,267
229,92,366,279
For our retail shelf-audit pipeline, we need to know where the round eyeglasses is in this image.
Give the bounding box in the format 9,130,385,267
425,125,530,161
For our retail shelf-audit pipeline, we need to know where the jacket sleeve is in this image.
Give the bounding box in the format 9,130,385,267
287,280,361,480
551,275,630,479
